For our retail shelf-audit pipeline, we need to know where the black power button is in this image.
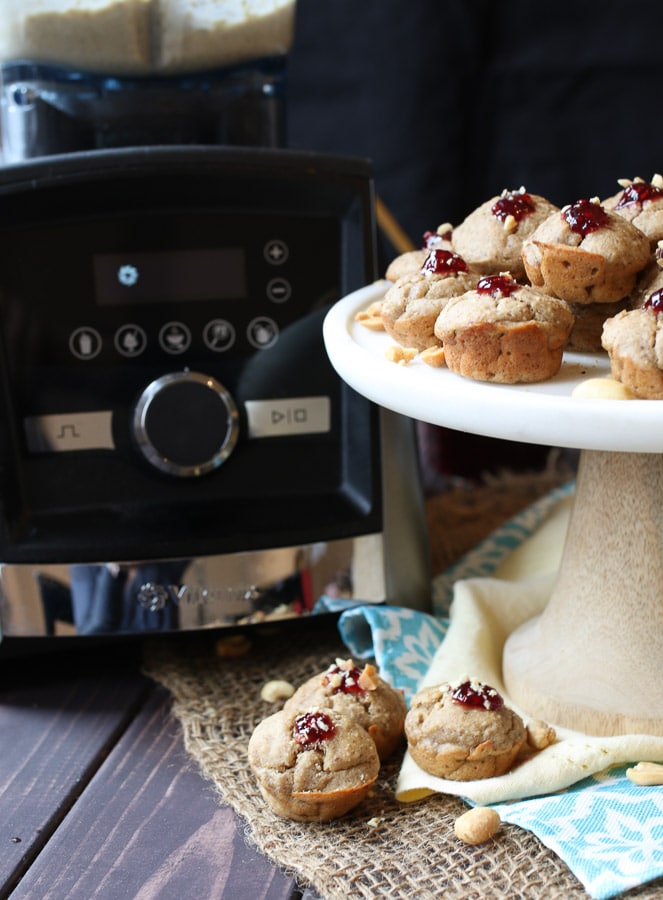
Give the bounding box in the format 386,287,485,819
133,371,239,477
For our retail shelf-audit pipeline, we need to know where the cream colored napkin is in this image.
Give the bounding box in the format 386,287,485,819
396,496,663,805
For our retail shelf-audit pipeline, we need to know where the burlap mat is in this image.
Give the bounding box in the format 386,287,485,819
142,463,663,899
144,629,589,899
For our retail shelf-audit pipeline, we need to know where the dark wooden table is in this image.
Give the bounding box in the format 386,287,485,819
0,638,307,900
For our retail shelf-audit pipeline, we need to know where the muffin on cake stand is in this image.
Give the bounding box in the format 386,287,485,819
323,280,663,737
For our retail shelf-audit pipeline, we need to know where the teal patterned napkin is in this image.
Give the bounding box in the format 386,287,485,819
337,482,663,899
493,765,663,899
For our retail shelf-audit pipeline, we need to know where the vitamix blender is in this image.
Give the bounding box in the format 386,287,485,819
0,1,430,652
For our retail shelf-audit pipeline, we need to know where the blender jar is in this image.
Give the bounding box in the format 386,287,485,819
0,0,296,160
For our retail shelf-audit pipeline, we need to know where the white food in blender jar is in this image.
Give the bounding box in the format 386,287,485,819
158,0,296,71
0,0,296,74
0,0,153,73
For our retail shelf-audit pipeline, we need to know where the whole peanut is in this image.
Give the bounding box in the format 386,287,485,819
626,761,663,786
454,806,501,845
260,679,295,703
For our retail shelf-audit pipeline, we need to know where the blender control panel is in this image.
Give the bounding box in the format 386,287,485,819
11,209,339,470
0,147,380,563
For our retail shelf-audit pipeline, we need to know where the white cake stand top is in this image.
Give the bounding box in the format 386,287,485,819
323,280,663,453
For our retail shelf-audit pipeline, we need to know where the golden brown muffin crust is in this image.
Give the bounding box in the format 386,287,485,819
381,268,479,350
405,681,527,781
522,201,651,304
433,282,574,383
248,706,380,821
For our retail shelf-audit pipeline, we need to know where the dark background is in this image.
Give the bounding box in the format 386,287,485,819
286,0,663,271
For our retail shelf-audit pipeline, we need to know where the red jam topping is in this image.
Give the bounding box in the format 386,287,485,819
615,181,663,208
644,288,663,314
323,663,365,695
562,199,609,237
293,711,336,748
491,188,535,223
476,273,519,298
422,228,451,249
450,680,504,712
422,248,468,275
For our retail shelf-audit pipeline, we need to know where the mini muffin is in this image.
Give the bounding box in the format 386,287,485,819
522,197,651,305
629,258,663,309
385,249,429,282
567,226,663,350
405,678,527,781
433,273,575,383
603,175,663,247
248,706,380,821
451,187,559,279
601,293,663,398
385,224,453,281
566,298,632,353
381,249,479,351
285,658,407,760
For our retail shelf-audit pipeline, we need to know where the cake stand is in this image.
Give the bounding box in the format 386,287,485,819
323,280,663,737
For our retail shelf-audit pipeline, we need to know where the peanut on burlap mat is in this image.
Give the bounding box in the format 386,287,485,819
144,620,663,900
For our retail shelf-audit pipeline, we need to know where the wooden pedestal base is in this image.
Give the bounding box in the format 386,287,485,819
503,449,663,736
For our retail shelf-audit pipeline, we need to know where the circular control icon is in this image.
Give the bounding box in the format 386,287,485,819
203,319,236,352
69,327,102,360
133,371,239,478
247,317,279,349
114,324,147,357
266,277,291,303
264,239,289,265
159,321,191,355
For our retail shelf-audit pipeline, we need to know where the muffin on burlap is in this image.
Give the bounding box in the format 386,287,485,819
381,248,479,351
248,706,380,821
385,223,453,281
405,678,527,781
284,658,407,760
601,289,663,399
603,175,663,247
522,197,651,305
433,273,574,383
451,187,559,280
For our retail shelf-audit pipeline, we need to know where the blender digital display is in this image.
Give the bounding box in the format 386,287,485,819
93,248,248,305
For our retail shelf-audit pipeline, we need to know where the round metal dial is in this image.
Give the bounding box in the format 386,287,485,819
133,371,239,477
